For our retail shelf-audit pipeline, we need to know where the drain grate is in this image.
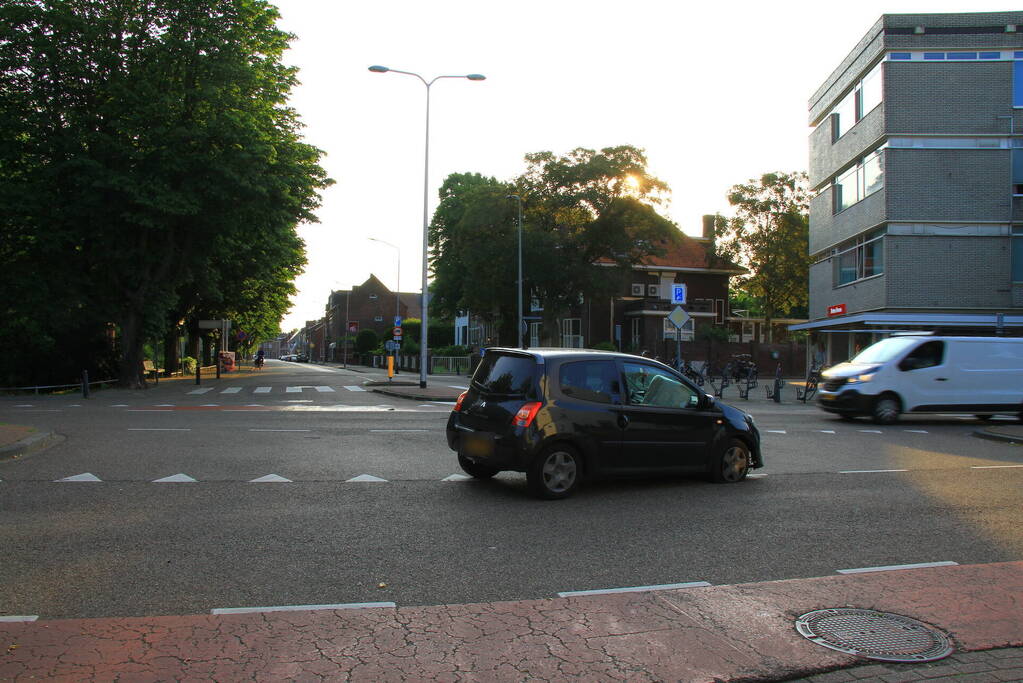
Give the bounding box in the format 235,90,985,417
795,609,953,663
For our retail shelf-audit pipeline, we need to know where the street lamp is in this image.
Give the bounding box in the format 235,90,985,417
507,194,523,348
368,237,401,325
369,64,486,388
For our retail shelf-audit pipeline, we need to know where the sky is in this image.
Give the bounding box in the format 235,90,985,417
273,0,1016,332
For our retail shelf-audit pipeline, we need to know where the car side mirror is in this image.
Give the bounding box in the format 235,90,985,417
702,394,715,409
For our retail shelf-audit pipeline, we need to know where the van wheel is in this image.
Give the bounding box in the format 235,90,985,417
458,454,498,479
527,445,581,500
711,439,750,483
873,395,901,425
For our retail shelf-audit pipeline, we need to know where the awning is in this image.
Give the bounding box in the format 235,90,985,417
789,312,1023,332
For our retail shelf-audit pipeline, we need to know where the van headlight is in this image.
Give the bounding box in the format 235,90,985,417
848,372,875,384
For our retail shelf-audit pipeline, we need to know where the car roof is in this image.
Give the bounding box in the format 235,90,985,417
485,347,649,362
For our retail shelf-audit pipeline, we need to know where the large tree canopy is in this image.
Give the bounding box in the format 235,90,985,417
0,0,329,388
714,172,810,342
429,146,678,346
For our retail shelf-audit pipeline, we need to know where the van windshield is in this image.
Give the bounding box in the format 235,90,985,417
850,337,920,364
472,353,537,396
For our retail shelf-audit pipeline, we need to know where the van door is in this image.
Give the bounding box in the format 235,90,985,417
896,340,953,411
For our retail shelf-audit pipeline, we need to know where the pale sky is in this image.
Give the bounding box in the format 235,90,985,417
273,0,1014,331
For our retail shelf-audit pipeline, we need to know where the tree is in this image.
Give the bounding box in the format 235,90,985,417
714,172,810,343
0,0,330,388
429,147,678,345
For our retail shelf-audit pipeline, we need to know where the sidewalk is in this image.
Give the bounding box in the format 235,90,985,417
1,562,1020,681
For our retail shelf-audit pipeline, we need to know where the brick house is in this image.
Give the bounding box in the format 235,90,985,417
793,11,1023,367
320,274,422,360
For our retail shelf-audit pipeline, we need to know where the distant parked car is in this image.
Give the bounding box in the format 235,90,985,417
280,354,295,361
296,353,309,362
446,348,762,499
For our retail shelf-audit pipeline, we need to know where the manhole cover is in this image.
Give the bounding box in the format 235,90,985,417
795,609,953,662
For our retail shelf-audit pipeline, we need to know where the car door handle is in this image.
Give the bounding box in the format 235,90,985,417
617,414,630,429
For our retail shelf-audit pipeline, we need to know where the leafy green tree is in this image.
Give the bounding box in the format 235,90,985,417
0,0,330,389
714,172,810,343
429,147,678,345
355,329,378,354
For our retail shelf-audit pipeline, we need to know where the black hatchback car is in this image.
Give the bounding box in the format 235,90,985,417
446,348,762,499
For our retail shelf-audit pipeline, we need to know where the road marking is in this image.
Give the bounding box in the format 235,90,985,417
0,616,38,622
127,428,191,431
188,388,215,395
747,473,768,478
249,429,311,432
152,473,198,483
15,404,33,408
443,474,471,482
154,404,175,407
839,469,908,474
557,581,711,598
286,385,335,393
111,404,129,407
765,430,786,434
858,430,883,434
448,385,469,390
344,386,366,392
200,404,219,407
56,473,102,482
221,387,242,394
254,387,272,393
347,474,388,482
246,404,265,407
370,429,429,432
249,474,292,483
818,430,836,434
970,465,1023,469
211,602,395,615
837,561,958,574
904,429,929,433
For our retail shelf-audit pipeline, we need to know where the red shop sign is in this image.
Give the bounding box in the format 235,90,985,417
827,303,847,317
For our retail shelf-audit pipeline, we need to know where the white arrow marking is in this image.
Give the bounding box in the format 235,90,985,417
56,473,102,482
347,474,388,482
152,473,198,483
249,474,293,483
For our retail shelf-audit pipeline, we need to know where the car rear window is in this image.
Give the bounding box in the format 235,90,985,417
472,353,537,396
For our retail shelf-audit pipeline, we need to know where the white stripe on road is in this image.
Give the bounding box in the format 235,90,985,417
443,474,471,481
448,385,469,390
249,429,310,432
128,428,191,431
0,616,38,622
200,404,219,407
557,581,711,598
188,388,214,395
970,465,1023,469
344,386,366,392
286,386,336,393
837,561,958,574
249,474,292,483
818,430,836,434
765,430,786,434
858,430,883,434
370,429,429,432
747,473,768,478
347,474,388,482
254,387,272,393
221,387,242,394
839,469,908,474
904,429,929,433
55,473,101,482
211,602,395,615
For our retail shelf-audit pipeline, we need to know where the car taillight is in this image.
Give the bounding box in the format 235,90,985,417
513,402,542,427
453,391,468,412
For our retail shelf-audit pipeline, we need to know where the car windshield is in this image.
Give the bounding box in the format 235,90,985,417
472,353,537,396
849,337,920,364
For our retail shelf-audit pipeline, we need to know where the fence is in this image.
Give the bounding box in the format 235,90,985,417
368,354,471,375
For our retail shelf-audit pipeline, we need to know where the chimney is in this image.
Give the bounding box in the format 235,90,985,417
702,214,716,258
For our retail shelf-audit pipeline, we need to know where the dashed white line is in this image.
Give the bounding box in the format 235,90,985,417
347,474,388,482
249,429,310,432
128,428,191,431
188,388,214,395
557,581,711,598
904,429,929,434
839,469,908,474
970,465,1023,469
818,430,836,434
858,430,883,434
249,474,292,483
211,602,395,615
0,616,38,622
837,561,958,574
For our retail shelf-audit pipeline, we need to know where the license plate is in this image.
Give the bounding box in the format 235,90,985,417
462,433,494,458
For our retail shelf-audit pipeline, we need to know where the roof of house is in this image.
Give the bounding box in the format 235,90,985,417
596,231,745,274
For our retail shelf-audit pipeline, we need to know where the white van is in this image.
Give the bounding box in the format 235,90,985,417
816,335,1023,424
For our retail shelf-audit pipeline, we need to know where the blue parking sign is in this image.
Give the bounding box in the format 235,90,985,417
672,284,687,304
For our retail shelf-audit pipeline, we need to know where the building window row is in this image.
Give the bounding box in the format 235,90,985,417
833,147,884,213
815,228,885,287
888,50,1023,61
1013,226,1023,283
829,61,883,141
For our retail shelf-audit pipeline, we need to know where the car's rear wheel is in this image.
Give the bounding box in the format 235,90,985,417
527,445,581,500
458,453,498,479
711,438,750,483
872,394,901,425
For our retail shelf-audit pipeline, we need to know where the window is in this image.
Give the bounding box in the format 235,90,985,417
529,322,541,348
622,362,699,409
630,318,641,350
833,148,885,213
1013,146,1023,195
558,360,618,404
899,341,945,371
1014,61,1023,108
1012,226,1023,282
473,353,537,396
833,228,885,286
562,318,583,348
831,61,883,140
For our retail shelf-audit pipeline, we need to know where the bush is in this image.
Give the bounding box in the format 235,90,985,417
434,345,470,356
355,329,379,354
182,357,197,374
590,341,616,351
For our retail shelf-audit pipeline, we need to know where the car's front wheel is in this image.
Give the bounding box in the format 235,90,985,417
458,453,499,479
710,438,750,483
527,445,581,500
873,394,901,425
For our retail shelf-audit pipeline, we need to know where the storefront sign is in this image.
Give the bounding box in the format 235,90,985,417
827,304,847,317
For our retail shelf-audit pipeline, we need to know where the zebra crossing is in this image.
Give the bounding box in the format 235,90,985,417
188,385,354,395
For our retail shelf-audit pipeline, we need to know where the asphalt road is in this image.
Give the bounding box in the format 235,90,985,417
2,361,1021,620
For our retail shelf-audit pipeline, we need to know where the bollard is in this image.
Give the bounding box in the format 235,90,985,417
82,370,90,399
773,363,782,403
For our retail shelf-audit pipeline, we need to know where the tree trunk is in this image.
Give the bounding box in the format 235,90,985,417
163,327,180,374
118,311,146,390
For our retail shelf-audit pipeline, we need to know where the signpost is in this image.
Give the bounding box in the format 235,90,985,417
666,306,691,370
671,284,687,305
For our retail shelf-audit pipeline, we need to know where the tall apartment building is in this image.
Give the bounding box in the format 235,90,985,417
792,12,1023,366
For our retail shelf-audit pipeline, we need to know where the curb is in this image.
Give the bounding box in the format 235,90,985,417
366,387,458,403
0,430,64,461
972,428,1023,445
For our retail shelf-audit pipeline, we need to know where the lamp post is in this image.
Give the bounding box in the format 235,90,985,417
368,237,401,324
369,64,486,388
507,194,523,348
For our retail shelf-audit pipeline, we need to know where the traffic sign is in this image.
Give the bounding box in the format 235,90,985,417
667,305,691,329
671,284,687,304
392,326,403,337
394,316,402,327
